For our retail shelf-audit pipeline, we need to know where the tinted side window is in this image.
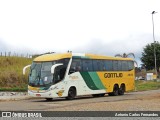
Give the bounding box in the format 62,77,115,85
69,59,82,74
122,61,128,71
82,59,93,71
58,58,70,67
104,60,113,71
56,58,70,79
93,60,103,71
113,61,118,71
128,61,134,70
117,61,122,71
101,60,107,71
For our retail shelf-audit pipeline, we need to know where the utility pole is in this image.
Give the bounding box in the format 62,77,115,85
151,11,158,77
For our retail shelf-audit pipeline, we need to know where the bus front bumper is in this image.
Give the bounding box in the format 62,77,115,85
28,89,66,98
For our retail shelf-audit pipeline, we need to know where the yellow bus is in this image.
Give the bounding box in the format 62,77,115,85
23,53,135,100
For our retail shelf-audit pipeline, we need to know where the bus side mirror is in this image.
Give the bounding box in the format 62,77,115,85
51,63,63,74
23,64,31,75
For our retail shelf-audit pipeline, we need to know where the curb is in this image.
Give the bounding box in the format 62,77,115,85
0,92,31,101
0,96,31,101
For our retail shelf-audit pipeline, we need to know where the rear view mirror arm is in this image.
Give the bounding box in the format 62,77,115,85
23,65,31,75
51,63,63,74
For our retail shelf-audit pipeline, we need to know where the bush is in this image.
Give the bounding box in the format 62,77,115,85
0,56,32,90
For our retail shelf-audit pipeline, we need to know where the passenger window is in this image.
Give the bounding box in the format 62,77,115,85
82,59,93,71
93,60,103,71
122,61,128,71
101,60,106,71
104,60,113,71
128,61,134,70
113,61,118,71
117,61,122,71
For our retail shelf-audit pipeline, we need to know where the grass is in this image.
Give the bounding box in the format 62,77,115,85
135,80,160,91
0,87,27,92
0,56,32,91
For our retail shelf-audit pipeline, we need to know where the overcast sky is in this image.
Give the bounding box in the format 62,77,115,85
0,0,160,66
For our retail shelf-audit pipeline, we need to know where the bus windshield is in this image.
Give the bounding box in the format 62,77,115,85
29,59,69,87
29,62,54,87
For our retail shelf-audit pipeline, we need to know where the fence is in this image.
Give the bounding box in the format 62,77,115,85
0,52,32,58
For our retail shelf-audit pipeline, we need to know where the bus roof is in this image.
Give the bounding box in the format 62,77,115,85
85,53,133,61
34,53,72,62
33,53,133,62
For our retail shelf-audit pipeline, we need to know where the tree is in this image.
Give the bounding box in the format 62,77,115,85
115,53,138,67
115,53,135,58
141,42,160,72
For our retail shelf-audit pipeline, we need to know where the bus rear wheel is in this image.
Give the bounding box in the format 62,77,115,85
108,85,119,96
66,87,76,100
118,85,125,95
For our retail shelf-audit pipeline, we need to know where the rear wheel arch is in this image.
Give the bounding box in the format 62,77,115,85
115,84,119,88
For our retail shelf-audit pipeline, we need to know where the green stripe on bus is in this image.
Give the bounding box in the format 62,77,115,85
72,56,82,59
88,72,106,89
72,56,90,59
81,56,90,59
39,86,50,90
80,72,99,90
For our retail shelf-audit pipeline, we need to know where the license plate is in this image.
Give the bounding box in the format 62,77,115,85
36,94,41,97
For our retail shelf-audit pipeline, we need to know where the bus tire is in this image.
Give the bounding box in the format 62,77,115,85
118,84,125,95
45,98,53,101
66,87,76,100
108,85,119,96
113,85,119,96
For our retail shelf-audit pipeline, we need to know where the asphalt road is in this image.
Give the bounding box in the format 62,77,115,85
0,90,160,111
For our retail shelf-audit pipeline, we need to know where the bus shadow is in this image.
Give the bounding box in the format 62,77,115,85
31,93,133,103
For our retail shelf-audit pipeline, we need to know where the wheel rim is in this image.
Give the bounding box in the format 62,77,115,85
113,86,118,95
69,90,74,97
119,86,124,95
68,88,76,99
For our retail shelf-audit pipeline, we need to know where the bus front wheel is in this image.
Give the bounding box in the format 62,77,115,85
66,87,76,100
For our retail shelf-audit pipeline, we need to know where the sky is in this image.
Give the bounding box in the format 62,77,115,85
0,0,160,66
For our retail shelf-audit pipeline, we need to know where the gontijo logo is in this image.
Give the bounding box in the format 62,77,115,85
104,73,123,78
